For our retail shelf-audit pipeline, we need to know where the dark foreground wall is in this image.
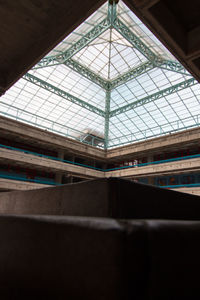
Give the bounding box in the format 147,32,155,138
0,214,199,299
0,178,200,219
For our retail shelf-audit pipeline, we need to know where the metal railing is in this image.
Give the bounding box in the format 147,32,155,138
0,173,57,186
1,143,200,190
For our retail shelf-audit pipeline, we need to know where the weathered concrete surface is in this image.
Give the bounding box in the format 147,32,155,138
0,179,108,216
0,178,48,191
0,215,145,299
0,0,106,94
1,215,200,299
124,0,200,84
106,157,200,178
0,147,103,179
0,178,200,219
172,187,200,196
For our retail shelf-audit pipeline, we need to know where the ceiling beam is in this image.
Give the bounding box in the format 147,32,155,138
33,17,110,69
108,1,117,25
0,0,107,94
63,59,109,90
156,59,191,76
104,90,111,149
110,60,155,89
110,77,198,117
113,17,157,61
109,58,191,89
23,73,105,117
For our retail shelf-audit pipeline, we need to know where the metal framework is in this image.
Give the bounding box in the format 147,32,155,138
104,90,111,148
110,60,155,89
157,59,191,76
113,17,157,62
23,73,105,117
33,17,110,69
108,0,117,25
64,59,109,90
1,1,199,150
110,78,198,117
109,59,190,89
31,3,190,92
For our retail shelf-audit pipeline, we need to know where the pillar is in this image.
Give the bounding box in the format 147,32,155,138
55,149,65,184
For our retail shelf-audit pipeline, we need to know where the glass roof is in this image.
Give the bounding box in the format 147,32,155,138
73,28,147,80
0,0,199,149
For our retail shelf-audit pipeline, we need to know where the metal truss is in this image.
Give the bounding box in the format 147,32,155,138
34,57,109,90
104,90,111,148
31,5,190,92
23,73,105,117
110,61,155,89
109,59,190,89
33,17,110,69
157,59,191,76
64,59,109,90
113,17,157,61
110,78,198,117
108,1,117,25
22,1,198,150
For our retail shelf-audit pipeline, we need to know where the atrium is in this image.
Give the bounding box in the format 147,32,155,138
0,0,199,149
1,2,200,297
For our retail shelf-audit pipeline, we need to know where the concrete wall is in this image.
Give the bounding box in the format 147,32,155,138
172,187,200,196
0,179,109,216
1,215,200,299
0,178,200,220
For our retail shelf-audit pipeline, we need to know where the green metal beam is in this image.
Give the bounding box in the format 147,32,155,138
110,60,155,89
113,17,157,61
110,78,198,117
63,59,109,90
156,59,191,76
23,73,105,117
109,59,191,89
104,90,111,148
103,1,116,148
108,1,117,26
33,17,110,69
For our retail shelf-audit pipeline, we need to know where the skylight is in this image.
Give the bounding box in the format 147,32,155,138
0,0,199,149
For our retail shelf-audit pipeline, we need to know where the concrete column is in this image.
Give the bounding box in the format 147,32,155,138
55,149,65,184
68,175,73,184
147,155,153,163
148,177,154,185
147,156,154,187
70,155,75,163
55,172,63,184
58,149,64,160
65,174,73,184
103,163,107,170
